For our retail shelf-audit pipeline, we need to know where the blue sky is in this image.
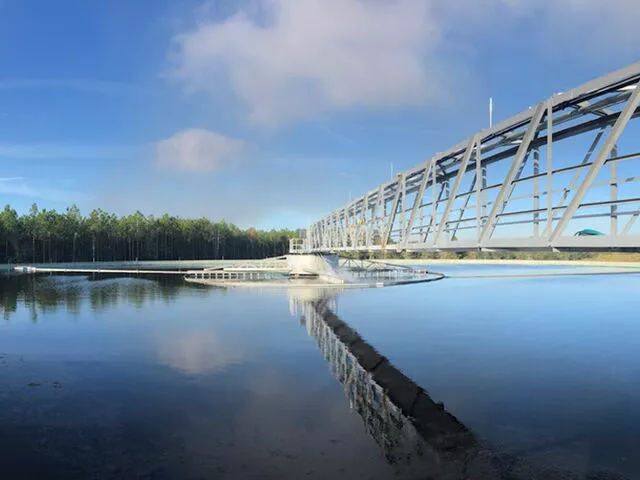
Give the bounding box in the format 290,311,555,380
0,0,638,229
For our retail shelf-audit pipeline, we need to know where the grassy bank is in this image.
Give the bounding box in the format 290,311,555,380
344,251,640,263
372,258,640,269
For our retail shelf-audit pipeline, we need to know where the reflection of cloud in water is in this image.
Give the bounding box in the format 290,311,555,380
156,330,244,374
230,367,393,479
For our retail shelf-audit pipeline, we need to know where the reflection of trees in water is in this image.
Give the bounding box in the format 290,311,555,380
0,275,208,321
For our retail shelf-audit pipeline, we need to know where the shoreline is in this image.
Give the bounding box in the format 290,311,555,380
5,258,640,273
371,258,640,268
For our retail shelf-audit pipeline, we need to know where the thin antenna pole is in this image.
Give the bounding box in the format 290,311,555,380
489,97,493,128
390,162,394,180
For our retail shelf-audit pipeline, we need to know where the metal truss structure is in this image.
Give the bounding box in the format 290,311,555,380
305,62,640,253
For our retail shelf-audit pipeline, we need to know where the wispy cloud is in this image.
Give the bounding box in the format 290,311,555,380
436,0,640,54
0,143,141,161
0,78,145,96
0,177,88,203
315,123,357,146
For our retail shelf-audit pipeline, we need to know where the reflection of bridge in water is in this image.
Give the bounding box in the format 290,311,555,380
289,289,630,480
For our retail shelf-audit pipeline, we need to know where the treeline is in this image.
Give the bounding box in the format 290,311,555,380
0,204,299,264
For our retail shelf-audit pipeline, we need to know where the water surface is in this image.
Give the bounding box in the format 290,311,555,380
1,268,639,479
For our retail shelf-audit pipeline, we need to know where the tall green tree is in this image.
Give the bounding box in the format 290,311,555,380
0,203,299,264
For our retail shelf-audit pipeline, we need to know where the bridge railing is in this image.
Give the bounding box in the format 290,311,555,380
289,238,306,254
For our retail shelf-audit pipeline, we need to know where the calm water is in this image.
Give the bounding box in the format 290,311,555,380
1,267,639,479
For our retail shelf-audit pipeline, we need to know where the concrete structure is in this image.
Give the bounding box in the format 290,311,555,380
304,62,640,253
285,253,342,283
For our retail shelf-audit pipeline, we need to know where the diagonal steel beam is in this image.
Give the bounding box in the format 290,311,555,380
451,172,476,241
433,136,477,245
402,159,434,246
382,174,403,249
400,174,407,237
546,103,553,236
556,126,607,211
622,206,640,235
480,103,546,244
550,82,640,243
424,186,445,243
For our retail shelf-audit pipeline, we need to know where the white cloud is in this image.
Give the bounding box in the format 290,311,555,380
170,0,640,130
155,128,245,173
172,0,445,128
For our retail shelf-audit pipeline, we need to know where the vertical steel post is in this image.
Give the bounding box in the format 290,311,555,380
430,162,437,243
481,165,487,228
400,174,406,241
533,146,540,237
376,185,384,247
610,145,618,236
476,141,482,243
546,102,553,238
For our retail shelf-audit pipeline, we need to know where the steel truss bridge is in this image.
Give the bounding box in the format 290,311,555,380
304,62,640,253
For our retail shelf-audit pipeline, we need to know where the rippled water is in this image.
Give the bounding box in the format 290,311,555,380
1,267,639,479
